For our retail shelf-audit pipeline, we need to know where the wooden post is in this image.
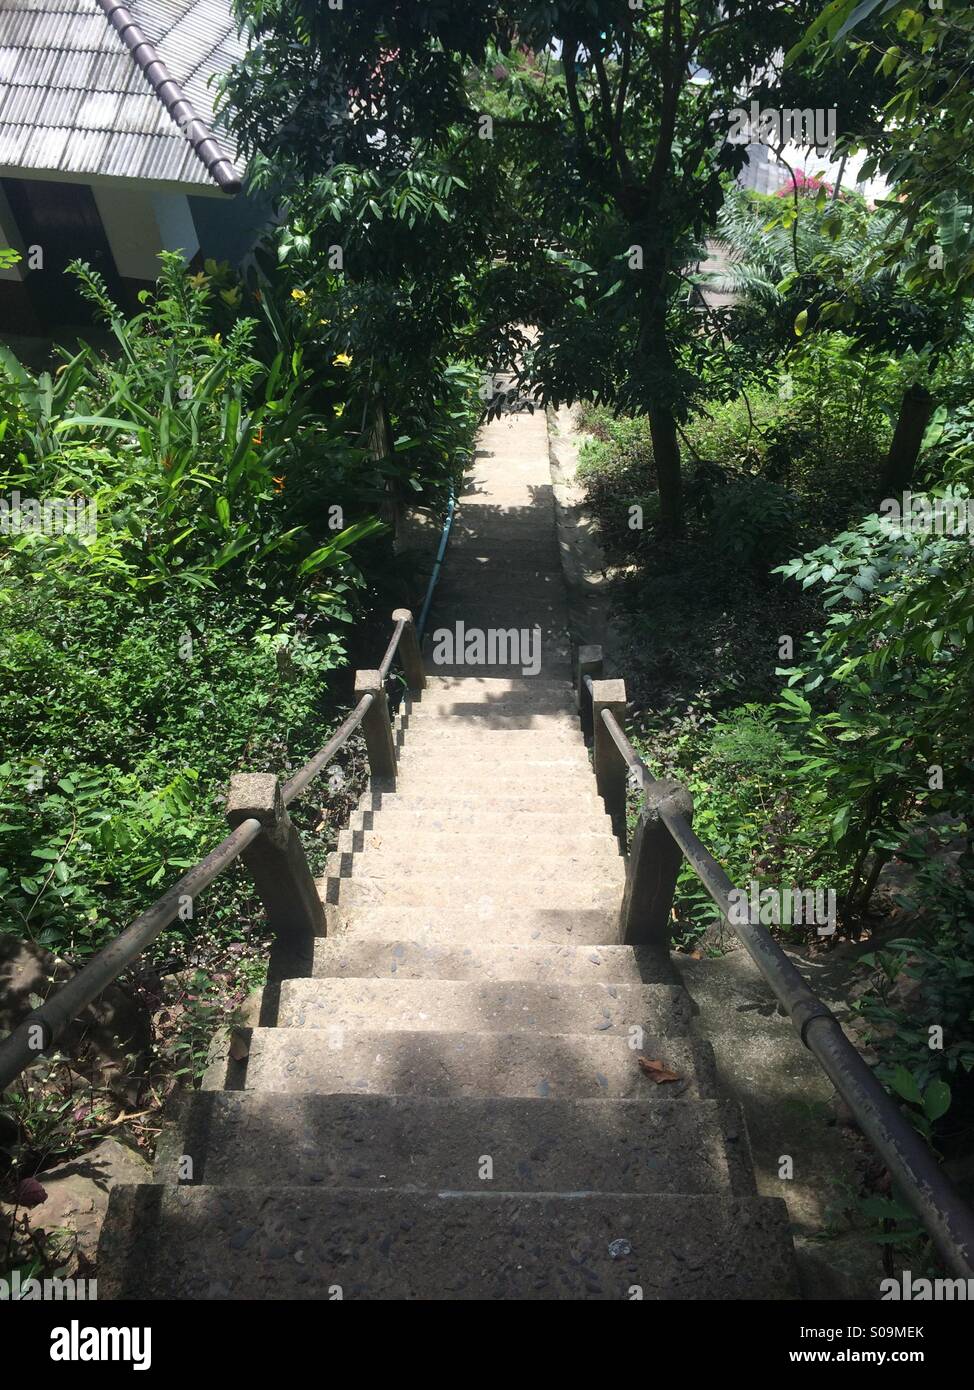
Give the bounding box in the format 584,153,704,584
619,778,694,951
393,608,426,691
355,669,397,784
591,677,628,842
577,644,602,739
226,773,325,949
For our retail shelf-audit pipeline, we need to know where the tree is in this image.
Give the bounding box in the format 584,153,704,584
788,0,974,298
224,1,879,535
713,183,968,494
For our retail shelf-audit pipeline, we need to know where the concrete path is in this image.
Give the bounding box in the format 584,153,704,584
99,407,799,1300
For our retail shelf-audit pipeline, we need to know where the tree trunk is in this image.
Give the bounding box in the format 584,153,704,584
649,406,683,536
881,382,933,497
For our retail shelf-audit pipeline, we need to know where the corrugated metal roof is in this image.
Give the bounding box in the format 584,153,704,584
0,0,243,189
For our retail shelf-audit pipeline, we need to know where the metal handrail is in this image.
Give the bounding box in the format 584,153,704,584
0,614,413,1093
595,698,974,1279
417,484,457,641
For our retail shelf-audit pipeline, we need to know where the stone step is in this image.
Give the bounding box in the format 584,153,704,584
421,676,573,696
424,663,573,682
326,903,621,942
347,806,608,834
321,876,622,912
396,719,585,745
428,601,568,621
350,806,615,836
99,1188,798,1300
334,828,621,867
274,977,689,1036
312,938,668,985
357,790,605,817
154,1093,740,1193
393,748,591,773
358,789,600,817
328,847,623,884
240,1027,718,1099
401,709,581,731
390,771,599,799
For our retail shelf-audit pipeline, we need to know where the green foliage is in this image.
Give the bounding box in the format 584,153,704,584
0,252,480,968
709,478,802,571
789,0,974,295
775,499,974,910
631,705,837,945
859,845,974,1144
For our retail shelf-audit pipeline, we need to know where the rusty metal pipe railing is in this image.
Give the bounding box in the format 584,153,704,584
0,818,262,1091
0,611,422,1094
588,677,974,1279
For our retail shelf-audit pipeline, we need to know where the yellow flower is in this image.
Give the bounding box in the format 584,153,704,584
291,288,309,303
334,403,345,418
333,352,352,368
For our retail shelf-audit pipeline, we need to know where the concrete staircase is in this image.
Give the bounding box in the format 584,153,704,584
100,406,799,1300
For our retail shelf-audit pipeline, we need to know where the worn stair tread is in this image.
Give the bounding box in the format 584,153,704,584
99,1188,798,1300
328,849,624,882
321,876,623,912
389,773,600,796
350,807,615,835
394,747,590,769
336,828,620,859
240,1027,717,1099
155,1093,741,1192
326,903,623,942
394,722,587,746
401,711,581,731
312,938,671,984
274,977,690,1035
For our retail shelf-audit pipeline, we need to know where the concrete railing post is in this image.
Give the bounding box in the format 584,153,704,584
619,779,694,951
576,644,603,739
226,773,325,948
355,669,397,783
591,677,628,843
392,608,426,691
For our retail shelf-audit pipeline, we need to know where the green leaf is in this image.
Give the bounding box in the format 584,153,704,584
922,1079,951,1122
889,1065,923,1106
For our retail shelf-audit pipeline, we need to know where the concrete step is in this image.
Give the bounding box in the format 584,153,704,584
99,1188,798,1299
428,602,568,623
321,876,622,912
312,937,669,985
326,903,622,942
393,748,591,773
358,789,605,817
420,676,573,697
334,828,621,868
395,719,586,747
390,771,599,799
424,663,573,681
351,805,614,836
240,1027,718,1099
401,709,581,731
155,1093,740,1193
274,977,689,1036
327,846,624,883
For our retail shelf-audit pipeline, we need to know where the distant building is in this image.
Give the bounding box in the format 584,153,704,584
0,0,265,330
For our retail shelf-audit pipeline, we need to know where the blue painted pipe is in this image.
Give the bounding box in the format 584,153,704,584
416,484,456,641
